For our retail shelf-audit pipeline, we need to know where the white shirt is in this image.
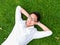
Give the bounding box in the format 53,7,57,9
1,6,52,45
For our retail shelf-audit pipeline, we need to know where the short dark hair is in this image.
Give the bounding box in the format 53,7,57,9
30,12,40,22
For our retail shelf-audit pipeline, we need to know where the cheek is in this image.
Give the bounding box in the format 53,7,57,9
31,21,35,25
27,20,31,24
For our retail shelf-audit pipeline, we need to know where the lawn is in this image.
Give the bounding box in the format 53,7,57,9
0,0,60,45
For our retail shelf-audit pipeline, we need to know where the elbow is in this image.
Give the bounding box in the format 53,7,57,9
16,5,22,10
17,5,21,8
48,30,53,36
45,30,53,36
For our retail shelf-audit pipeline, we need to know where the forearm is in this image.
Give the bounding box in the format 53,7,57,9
37,22,51,31
21,7,30,18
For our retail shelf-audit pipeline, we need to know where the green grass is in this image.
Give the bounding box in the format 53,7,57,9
0,0,60,45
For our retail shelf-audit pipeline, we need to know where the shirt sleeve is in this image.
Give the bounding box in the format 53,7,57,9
15,6,23,23
32,30,52,39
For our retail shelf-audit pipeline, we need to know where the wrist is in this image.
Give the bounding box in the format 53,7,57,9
37,21,41,25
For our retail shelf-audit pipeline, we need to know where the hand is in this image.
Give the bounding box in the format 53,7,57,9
34,21,40,25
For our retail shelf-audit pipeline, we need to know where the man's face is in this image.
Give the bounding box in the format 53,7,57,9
26,14,38,26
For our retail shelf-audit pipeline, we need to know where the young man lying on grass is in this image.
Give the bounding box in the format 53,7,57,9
1,5,53,45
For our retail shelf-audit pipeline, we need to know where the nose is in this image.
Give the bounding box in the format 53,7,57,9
28,20,31,24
